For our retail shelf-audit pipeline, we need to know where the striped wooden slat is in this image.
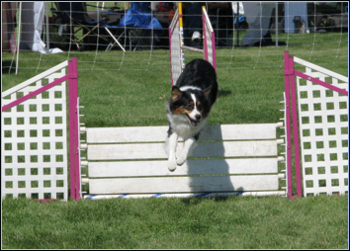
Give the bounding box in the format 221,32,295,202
83,123,286,198
86,123,279,143
88,175,280,194
84,191,287,200
88,158,279,178
87,140,278,160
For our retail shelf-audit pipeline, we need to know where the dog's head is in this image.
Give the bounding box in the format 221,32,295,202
169,86,212,127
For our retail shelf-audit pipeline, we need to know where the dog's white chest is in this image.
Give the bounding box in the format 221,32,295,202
167,113,207,140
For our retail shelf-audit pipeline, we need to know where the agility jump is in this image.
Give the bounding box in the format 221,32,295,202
284,51,348,197
1,58,80,201
3,50,346,200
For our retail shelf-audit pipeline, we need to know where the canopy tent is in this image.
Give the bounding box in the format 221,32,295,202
241,2,275,46
241,2,309,46
284,2,309,33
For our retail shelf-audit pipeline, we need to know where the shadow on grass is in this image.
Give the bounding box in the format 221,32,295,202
2,60,16,74
181,195,234,206
218,89,232,97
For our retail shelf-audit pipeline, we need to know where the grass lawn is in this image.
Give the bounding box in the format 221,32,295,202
2,195,348,249
1,31,348,249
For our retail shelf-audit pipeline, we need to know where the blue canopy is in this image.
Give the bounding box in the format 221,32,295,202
117,8,163,29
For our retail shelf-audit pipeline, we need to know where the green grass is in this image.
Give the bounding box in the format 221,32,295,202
1,32,348,249
2,195,348,249
2,32,348,127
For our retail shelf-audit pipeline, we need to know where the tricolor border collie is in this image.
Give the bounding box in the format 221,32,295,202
166,59,218,172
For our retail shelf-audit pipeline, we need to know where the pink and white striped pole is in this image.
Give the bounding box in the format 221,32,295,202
68,57,81,201
284,51,302,198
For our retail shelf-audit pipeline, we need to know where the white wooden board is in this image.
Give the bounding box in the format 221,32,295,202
88,175,280,194
88,158,279,177
83,123,286,198
87,140,278,160
84,191,287,199
86,124,279,143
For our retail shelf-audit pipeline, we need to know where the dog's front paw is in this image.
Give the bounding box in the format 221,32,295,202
176,153,187,166
168,159,177,172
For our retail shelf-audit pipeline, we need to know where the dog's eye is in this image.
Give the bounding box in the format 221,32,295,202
185,104,194,110
197,103,203,110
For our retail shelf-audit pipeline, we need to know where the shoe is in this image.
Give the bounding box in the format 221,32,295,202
191,31,201,42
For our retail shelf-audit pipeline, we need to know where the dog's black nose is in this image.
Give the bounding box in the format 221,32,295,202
195,114,202,120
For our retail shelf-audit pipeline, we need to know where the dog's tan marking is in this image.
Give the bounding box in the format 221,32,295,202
173,106,193,115
171,87,183,102
196,101,204,114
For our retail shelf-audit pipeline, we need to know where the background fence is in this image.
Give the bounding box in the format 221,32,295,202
2,2,348,74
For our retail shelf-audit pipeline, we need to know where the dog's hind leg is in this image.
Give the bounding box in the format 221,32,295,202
167,132,179,172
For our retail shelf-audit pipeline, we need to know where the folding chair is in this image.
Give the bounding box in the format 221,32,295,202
94,9,126,52
111,3,163,51
50,3,100,50
51,2,125,51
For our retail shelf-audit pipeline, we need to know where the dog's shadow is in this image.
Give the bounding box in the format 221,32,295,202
185,125,242,197
217,89,232,98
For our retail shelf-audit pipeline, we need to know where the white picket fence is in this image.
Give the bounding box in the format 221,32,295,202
284,51,348,197
295,57,348,196
80,123,286,199
2,59,80,201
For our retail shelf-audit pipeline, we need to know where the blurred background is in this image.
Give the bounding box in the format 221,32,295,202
2,2,348,74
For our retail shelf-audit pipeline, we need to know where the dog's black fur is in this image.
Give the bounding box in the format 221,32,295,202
165,59,218,171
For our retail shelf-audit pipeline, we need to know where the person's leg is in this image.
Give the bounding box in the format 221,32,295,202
187,3,204,40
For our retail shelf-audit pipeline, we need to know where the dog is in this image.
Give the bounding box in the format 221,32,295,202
165,59,218,172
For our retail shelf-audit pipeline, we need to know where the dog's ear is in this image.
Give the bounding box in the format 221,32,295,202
203,85,212,97
171,86,183,101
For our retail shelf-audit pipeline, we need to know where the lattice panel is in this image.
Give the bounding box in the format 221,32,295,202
169,9,183,86
296,70,348,196
169,8,216,86
2,69,68,200
203,8,215,68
